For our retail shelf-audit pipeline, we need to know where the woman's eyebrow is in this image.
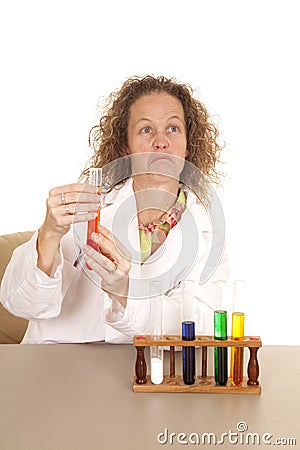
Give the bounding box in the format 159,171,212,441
135,115,183,125
135,117,151,124
167,115,184,122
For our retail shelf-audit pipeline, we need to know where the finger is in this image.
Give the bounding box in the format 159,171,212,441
51,206,97,225
48,210,76,228
48,191,101,208
56,203,100,215
72,212,98,224
83,245,116,273
84,255,115,280
92,231,118,262
98,226,131,261
92,233,130,270
49,183,99,197
70,191,101,204
98,225,114,242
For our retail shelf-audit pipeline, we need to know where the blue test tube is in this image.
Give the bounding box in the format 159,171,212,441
182,321,195,385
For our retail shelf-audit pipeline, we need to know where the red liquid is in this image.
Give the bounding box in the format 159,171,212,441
86,187,101,269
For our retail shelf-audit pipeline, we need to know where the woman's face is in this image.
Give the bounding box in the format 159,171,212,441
127,92,188,157
127,92,188,178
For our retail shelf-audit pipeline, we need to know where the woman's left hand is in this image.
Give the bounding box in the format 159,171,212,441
83,225,131,307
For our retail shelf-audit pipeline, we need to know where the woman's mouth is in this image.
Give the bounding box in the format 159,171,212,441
150,154,172,164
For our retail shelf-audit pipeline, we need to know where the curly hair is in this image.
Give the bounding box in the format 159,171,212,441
81,75,224,201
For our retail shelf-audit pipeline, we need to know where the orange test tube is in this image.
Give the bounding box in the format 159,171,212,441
86,168,102,268
230,312,245,387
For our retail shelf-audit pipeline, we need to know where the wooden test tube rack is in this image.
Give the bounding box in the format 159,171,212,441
133,335,262,394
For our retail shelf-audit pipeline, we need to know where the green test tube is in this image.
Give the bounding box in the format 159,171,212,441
214,310,228,386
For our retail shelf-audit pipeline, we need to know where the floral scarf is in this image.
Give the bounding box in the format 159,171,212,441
138,189,186,263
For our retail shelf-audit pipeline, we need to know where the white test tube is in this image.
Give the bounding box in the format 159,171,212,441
150,280,164,385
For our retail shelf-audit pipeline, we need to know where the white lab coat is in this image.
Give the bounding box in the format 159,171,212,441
0,179,229,344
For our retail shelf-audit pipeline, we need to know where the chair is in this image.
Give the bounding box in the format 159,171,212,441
0,231,34,343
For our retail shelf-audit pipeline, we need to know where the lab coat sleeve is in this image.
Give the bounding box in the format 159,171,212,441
104,278,151,339
0,231,77,320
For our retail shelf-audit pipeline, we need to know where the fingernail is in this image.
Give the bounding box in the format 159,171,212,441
92,232,99,241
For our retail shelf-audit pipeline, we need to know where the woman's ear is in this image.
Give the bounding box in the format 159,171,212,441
185,148,190,158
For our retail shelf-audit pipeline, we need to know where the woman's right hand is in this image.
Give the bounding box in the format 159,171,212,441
37,183,101,276
40,183,101,240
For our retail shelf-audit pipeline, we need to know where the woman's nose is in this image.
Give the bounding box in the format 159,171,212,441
152,132,168,150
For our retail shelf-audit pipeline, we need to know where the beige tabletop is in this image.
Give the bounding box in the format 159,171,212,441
0,344,299,450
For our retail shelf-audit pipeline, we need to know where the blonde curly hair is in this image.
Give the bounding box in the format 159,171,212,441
81,75,224,200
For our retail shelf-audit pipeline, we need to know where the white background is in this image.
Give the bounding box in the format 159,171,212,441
0,0,299,344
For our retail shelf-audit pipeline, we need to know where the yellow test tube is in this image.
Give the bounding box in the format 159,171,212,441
230,312,245,387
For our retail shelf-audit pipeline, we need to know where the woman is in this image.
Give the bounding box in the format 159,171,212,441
0,75,229,343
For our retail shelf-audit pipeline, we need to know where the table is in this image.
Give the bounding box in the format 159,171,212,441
0,344,299,450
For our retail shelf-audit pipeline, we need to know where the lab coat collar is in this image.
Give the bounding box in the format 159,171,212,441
104,178,212,231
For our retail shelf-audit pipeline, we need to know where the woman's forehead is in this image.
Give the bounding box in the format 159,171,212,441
129,92,184,119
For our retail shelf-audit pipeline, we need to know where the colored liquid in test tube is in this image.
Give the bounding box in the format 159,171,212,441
182,321,195,385
86,168,102,269
214,310,228,386
230,312,245,387
150,281,164,385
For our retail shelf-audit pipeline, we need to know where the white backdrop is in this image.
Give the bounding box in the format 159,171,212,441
1,0,299,344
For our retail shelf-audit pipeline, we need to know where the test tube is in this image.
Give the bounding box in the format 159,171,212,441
214,310,228,386
150,281,164,385
232,280,247,311
230,312,245,387
182,321,196,385
86,168,102,268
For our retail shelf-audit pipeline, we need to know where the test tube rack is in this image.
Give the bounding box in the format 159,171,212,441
133,335,262,394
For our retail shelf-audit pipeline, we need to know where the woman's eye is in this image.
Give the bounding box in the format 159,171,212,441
169,126,178,132
142,126,151,134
